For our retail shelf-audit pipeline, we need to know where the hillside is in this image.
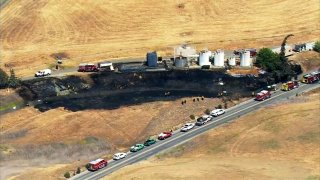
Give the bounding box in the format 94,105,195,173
1,94,237,179
104,89,320,180
1,0,319,76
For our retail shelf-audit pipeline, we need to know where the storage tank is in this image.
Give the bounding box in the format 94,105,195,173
147,51,158,67
199,50,211,66
228,56,236,66
214,50,225,67
175,58,188,68
240,50,251,67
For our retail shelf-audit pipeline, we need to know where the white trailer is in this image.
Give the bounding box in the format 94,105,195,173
98,61,114,71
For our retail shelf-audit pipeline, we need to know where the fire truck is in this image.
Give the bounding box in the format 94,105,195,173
86,158,108,171
78,63,99,72
281,81,299,91
301,73,319,84
255,90,271,101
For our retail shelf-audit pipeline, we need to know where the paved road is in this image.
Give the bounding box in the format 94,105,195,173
20,58,146,81
72,82,320,180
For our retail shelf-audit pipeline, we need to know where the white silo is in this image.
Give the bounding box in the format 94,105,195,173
228,56,236,66
214,50,225,67
199,50,211,66
240,50,251,67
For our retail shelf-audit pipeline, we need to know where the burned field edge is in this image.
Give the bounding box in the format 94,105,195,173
16,70,275,112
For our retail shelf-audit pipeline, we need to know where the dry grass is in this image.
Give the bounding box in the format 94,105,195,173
0,96,226,179
104,88,320,180
1,0,319,77
288,51,320,72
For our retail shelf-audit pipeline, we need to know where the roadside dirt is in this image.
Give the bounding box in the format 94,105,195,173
1,94,240,179
104,88,320,180
1,0,319,77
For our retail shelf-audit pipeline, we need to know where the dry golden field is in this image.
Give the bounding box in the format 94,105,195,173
0,0,319,76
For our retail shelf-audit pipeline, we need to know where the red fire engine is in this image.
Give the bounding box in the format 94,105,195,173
78,63,99,72
255,90,271,101
86,158,108,171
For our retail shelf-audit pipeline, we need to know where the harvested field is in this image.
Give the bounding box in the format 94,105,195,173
1,0,319,77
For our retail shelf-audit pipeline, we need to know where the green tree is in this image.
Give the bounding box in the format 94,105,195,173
7,69,20,88
0,68,8,88
313,41,320,52
255,48,281,72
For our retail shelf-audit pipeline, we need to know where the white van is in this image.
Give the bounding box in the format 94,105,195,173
35,69,51,77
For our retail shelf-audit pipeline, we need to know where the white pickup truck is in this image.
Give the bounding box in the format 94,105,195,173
35,69,51,77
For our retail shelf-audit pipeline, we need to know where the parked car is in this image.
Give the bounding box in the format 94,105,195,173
144,138,156,146
86,158,107,171
130,144,144,152
195,115,212,126
180,123,195,132
113,152,127,160
35,69,51,77
210,109,225,117
158,132,172,140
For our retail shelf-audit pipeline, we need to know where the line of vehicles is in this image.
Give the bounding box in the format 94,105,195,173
254,71,320,101
85,108,226,171
83,70,320,172
78,62,114,72
34,62,114,77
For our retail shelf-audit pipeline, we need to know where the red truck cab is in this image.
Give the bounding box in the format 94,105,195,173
255,90,271,101
78,63,99,72
86,158,107,171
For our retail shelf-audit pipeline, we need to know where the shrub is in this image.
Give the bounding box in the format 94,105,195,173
76,167,81,174
313,41,320,52
7,69,20,89
217,104,223,109
189,114,195,120
64,172,70,178
0,68,8,89
204,109,211,115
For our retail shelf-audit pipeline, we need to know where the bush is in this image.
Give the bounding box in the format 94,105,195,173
189,114,195,120
314,41,320,52
0,68,8,89
64,172,70,178
76,167,81,174
204,109,211,115
216,104,223,109
7,69,20,89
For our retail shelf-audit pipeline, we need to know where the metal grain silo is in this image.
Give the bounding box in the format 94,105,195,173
199,50,211,66
175,57,188,68
228,56,236,66
214,50,225,67
147,51,158,67
240,50,251,67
